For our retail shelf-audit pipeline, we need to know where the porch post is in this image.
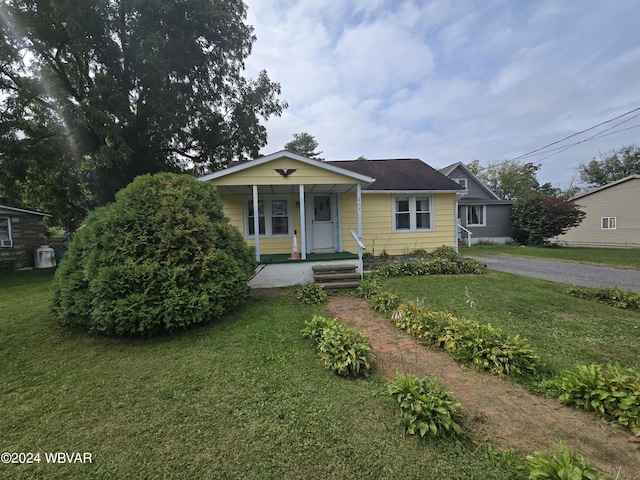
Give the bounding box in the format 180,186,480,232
357,183,363,276
299,184,307,260
252,185,260,262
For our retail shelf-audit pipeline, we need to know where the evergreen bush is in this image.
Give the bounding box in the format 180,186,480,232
51,173,256,336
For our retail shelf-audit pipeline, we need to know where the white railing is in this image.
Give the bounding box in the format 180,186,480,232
458,224,473,247
350,230,365,279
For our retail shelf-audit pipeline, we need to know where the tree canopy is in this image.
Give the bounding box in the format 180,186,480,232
578,145,640,188
0,0,287,226
284,132,323,160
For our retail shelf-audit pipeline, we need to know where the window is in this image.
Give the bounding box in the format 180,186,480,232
467,205,485,226
0,217,12,247
601,217,616,230
246,198,290,237
393,196,432,232
453,178,467,190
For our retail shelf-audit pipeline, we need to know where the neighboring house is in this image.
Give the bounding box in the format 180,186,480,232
439,162,513,245
554,175,640,247
199,151,465,261
0,205,52,269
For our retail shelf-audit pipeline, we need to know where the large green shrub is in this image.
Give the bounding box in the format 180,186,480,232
51,173,256,336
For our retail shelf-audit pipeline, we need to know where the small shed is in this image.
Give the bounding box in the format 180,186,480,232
0,205,52,269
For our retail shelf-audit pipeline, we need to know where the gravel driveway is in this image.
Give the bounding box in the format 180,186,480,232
470,254,640,292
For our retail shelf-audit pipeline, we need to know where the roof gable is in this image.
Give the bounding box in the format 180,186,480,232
572,174,640,200
439,162,502,200
198,150,374,184
327,158,464,192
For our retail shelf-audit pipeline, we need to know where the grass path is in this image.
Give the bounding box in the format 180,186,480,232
325,296,640,480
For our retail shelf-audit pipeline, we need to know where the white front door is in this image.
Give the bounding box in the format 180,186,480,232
310,194,335,252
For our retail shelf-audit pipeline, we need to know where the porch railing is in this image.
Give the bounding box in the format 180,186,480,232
350,230,365,279
458,224,473,247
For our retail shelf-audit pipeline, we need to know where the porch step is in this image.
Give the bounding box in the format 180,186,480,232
312,264,361,290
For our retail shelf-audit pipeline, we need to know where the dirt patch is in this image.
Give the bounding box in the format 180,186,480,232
324,296,640,480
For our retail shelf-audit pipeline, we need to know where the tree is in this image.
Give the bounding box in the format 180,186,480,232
50,173,256,337
284,132,323,160
578,145,640,187
467,160,541,200
0,0,287,224
511,193,585,246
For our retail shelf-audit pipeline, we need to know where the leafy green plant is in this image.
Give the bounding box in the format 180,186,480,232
567,285,640,311
557,363,640,435
368,290,400,313
356,276,382,299
389,372,466,438
295,282,328,305
379,249,392,261
526,441,612,479
50,173,255,337
302,316,375,378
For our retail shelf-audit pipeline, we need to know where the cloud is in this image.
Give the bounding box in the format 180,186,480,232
244,0,640,189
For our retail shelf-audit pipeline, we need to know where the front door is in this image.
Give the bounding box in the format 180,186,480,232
310,194,335,252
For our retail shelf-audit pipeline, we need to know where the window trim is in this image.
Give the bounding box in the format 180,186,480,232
392,195,433,232
244,195,292,238
466,205,486,227
452,178,468,191
0,216,12,248
601,217,616,230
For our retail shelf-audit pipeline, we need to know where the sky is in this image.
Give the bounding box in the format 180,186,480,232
242,0,640,190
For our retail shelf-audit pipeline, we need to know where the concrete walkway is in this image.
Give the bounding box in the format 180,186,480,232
470,254,640,292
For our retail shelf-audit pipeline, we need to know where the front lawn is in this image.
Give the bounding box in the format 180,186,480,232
383,271,640,377
0,270,523,479
462,244,640,269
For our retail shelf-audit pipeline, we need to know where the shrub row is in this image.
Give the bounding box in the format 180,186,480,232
389,372,466,439
567,285,640,311
390,301,539,377
555,363,640,436
301,316,374,378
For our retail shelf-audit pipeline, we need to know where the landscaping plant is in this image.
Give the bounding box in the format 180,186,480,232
567,285,640,311
556,363,640,436
302,316,374,378
295,283,328,305
50,173,256,336
526,441,612,480
389,372,466,438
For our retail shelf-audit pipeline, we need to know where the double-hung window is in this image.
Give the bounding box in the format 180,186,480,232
467,205,486,226
0,217,12,247
246,198,290,237
393,196,432,232
601,217,616,230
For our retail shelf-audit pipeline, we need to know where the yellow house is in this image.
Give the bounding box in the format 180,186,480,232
199,151,464,269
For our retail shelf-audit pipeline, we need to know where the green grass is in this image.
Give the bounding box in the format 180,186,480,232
462,244,640,269
0,269,525,480
383,272,640,378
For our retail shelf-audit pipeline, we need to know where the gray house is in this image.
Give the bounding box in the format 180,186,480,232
440,162,513,245
0,205,51,269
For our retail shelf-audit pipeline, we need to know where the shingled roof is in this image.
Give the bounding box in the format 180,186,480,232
326,159,465,192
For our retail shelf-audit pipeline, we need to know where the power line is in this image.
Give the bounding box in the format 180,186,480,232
509,106,640,163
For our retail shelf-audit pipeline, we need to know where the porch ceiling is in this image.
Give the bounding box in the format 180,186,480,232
215,184,360,195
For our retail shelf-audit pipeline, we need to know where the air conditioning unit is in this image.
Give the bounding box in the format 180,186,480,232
1,240,12,247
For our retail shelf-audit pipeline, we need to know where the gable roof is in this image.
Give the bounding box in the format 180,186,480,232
0,204,51,217
439,161,504,201
572,174,640,200
198,150,375,184
327,158,464,192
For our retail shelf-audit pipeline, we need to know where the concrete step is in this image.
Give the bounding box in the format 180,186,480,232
312,264,358,274
314,272,361,282
319,280,361,290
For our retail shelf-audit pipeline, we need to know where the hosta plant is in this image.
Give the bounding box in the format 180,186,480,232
557,363,640,435
389,372,466,438
527,441,612,480
295,283,328,305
